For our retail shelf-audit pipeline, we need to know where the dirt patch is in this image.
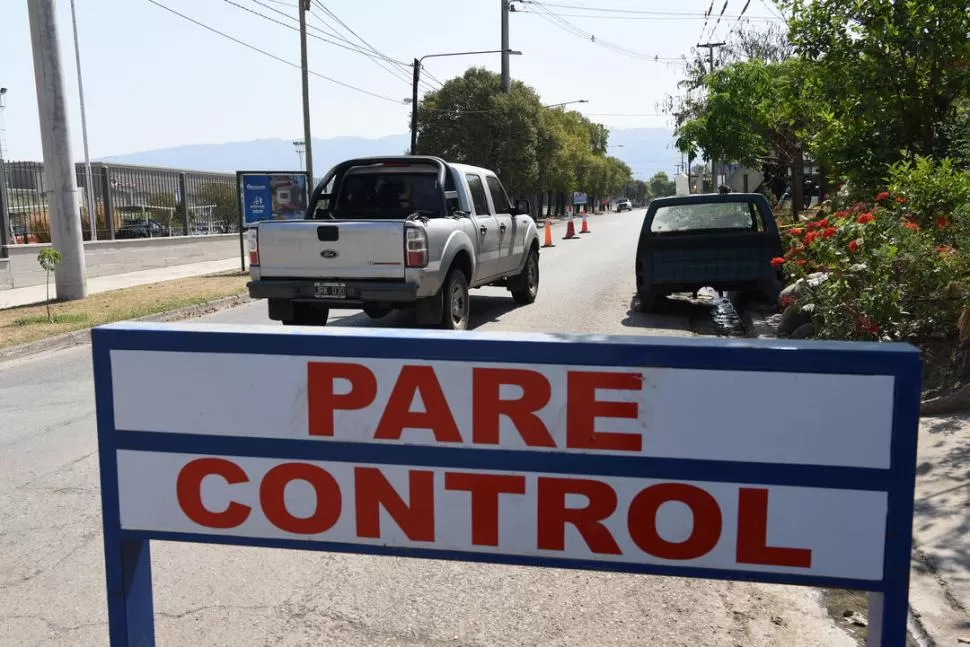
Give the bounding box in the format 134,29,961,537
918,337,970,399
822,589,921,646
0,272,249,349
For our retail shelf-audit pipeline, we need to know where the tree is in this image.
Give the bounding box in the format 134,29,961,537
197,182,239,233
416,68,632,214
417,68,543,197
781,0,970,189
147,191,186,233
649,172,676,198
37,247,63,323
674,56,824,219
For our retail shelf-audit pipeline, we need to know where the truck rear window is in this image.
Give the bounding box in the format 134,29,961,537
333,172,442,219
650,202,761,233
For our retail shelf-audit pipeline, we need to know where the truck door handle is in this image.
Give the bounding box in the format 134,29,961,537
479,225,488,235
499,223,507,232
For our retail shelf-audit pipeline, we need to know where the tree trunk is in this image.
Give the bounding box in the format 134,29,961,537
818,164,829,204
790,147,804,224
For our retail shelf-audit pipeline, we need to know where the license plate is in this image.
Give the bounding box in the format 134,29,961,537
314,282,347,299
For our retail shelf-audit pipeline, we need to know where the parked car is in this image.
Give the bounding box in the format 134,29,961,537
616,198,633,212
115,219,171,239
634,193,783,311
247,156,541,330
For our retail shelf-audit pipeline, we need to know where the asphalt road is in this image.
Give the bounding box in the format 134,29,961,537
0,210,855,646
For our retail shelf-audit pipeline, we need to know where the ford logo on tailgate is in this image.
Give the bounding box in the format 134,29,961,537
320,249,339,259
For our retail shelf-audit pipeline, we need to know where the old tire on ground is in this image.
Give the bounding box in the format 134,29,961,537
281,303,329,326
439,268,470,330
635,290,664,313
510,246,540,305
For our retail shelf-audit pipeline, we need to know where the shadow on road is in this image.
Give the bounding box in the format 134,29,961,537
327,294,521,331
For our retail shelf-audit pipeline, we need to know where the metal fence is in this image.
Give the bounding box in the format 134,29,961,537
0,160,239,245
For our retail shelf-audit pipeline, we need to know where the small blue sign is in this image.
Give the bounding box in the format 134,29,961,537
573,191,588,205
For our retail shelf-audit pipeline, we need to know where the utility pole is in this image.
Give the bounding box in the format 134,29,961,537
69,0,96,241
696,41,725,191
410,58,420,154
28,0,87,300
501,0,510,92
299,0,313,183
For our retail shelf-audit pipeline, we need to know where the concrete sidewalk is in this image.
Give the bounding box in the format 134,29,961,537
0,257,243,309
908,412,970,644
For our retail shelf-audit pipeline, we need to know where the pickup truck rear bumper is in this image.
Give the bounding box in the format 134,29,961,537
247,279,420,305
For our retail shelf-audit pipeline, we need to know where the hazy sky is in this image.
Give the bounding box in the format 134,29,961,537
0,0,782,169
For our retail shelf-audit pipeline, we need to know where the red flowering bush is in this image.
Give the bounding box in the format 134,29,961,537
779,171,970,341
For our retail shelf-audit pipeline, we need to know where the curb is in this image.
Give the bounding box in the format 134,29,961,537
0,293,252,364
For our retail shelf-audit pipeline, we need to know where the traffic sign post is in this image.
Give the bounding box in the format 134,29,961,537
93,322,921,646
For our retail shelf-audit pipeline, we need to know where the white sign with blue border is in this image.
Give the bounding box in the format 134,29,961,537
93,322,921,646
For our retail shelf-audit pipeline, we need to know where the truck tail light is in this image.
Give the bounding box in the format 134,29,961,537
405,226,428,268
246,228,259,266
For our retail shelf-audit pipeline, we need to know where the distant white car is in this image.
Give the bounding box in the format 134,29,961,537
616,198,633,211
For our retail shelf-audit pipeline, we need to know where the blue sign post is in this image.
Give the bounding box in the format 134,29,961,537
93,323,921,646
235,171,309,271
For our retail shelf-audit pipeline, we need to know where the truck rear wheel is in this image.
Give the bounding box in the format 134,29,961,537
363,304,391,319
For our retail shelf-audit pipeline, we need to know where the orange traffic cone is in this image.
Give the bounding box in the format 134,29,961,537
579,213,590,234
563,216,577,239
542,218,555,247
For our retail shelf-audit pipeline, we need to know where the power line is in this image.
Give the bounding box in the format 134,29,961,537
517,1,684,62
697,0,715,43
301,1,441,91
314,1,435,82
509,9,778,21
759,0,785,21
145,0,402,103
231,0,439,94
711,0,731,40
250,0,406,64
224,0,410,66
518,1,775,19
586,112,669,117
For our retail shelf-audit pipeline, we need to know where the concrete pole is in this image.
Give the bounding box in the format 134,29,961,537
28,0,88,300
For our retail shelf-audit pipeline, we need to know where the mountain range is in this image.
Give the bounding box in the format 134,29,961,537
99,127,678,180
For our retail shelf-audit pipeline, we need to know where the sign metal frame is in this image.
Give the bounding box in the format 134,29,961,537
93,322,921,647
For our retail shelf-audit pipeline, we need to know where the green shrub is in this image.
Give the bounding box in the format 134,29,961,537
887,156,970,229
779,187,969,341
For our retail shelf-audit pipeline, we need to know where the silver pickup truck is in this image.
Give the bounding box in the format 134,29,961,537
247,156,540,330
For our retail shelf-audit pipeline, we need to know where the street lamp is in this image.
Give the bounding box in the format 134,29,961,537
293,140,305,172
544,99,588,109
69,0,97,240
410,49,522,155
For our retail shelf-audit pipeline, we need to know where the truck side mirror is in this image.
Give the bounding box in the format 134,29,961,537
514,199,531,216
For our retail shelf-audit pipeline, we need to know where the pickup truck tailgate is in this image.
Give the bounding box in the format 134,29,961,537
257,220,406,280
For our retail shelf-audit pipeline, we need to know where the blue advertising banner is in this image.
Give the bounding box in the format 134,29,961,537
237,171,309,226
